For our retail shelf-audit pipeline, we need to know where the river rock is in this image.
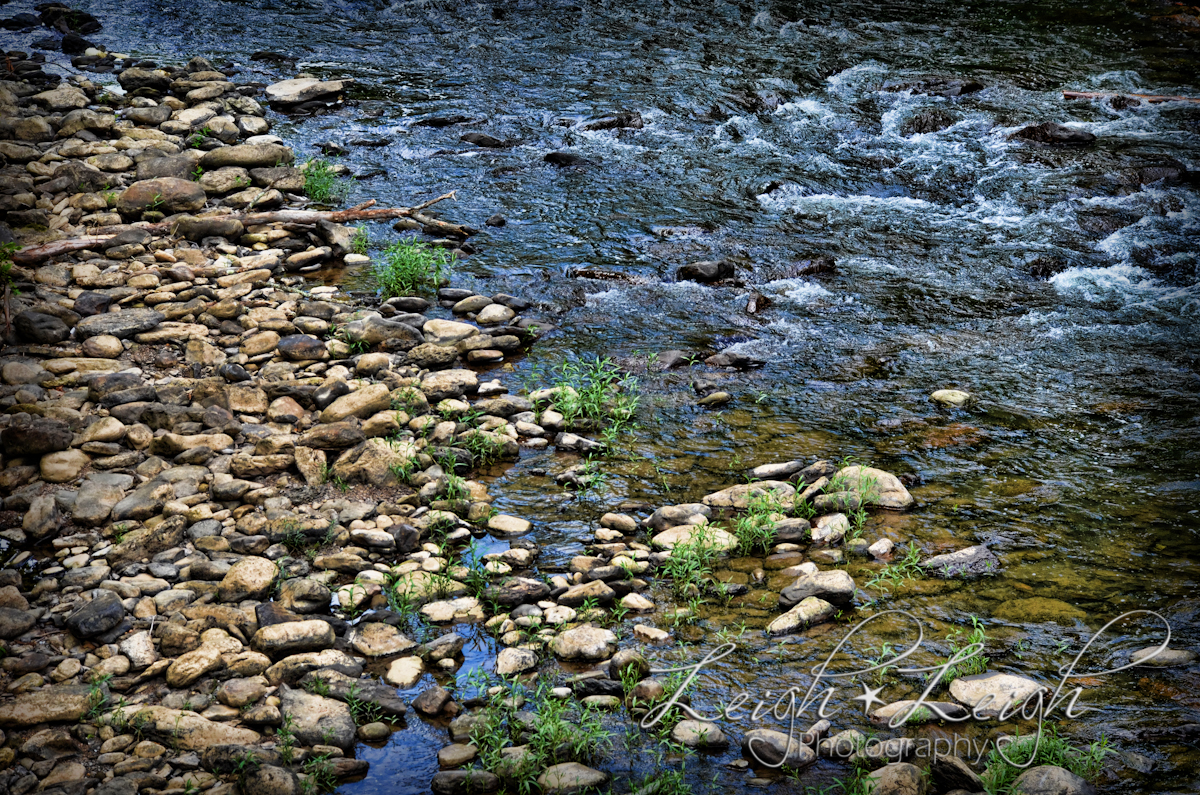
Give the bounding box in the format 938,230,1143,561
384,656,424,688
277,578,332,614
537,762,607,794
923,545,1001,578
931,389,972,407
552,626,617,661
866,762,928,795
652,524,738,553
319,383,392,423
779,570,855,608
252,620,336,658
557,579,615,607
671,720,728,748
994,597,1086,624
677,259,734,283
832,466,913,509
948,672,1048,717
495,648,538,676
119,706,260,749
264,79,350,107
1130,646,1197,667
116,178,206,215
348,623,415,657
1010,765,1096,795
166,644,225,687
1011,122,1096,145
421,369,478,401
242,765,301,795
218,556,278,602
430,770,499,795
487,514,531,536
0,685,96,726
702,480,794,509
76,309,165,340
742,728,816,768
2,417,73,457
14,311,69,343
199,143,295,169
65,591,125,638
279,684,356,749
331,438,418,485
930,753,985,792
766,597,837,635
0,608,36,640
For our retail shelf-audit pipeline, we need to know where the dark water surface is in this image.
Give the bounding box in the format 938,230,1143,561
6,0,1200,792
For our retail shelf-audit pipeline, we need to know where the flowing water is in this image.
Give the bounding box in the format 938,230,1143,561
7,0,1200,792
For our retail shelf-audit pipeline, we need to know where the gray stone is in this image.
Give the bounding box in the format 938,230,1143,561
779,570,856,608
278,685,356,750
64,591,125,639
76,309,165,340
1010,765,1096,795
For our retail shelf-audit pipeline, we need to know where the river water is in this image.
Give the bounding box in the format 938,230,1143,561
7,0,1200,792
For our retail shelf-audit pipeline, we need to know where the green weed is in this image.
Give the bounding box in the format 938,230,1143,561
374,238,453,297
941,616,989,684
981,725,1110,795
303,157,350,204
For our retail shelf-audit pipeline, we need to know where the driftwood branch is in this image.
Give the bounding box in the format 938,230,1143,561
1063,90,1200,105
13,192,468,265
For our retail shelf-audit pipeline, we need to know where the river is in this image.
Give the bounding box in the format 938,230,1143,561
5,0,1198,792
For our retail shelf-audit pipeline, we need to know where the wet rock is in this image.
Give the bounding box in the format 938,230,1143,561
671,720,728,748
766,597,836,635
558,580,615,607
948,672,1047,717
279,685,356,750
1010,765,1096,795
779,570,855,608
430,770,499,794
902,109,956,135
742,728,816,768
1130,646,1198,667
384,656,424,688
1010,122,1096,145
544,152,593,167
552,626,617,661
832,466,913,509
537,762,607,794
922,545,1001,578
652,523,737,553
2,417,73,457
994,597,1085,624
930,754,985,793
931,388,972,407
676,259,734,283
487,514,531,536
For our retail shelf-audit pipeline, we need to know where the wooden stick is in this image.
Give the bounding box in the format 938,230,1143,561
12,236,117,265
13,192,465,265
1063,90,1200,104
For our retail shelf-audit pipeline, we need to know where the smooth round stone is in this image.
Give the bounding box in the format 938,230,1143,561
931,389,972,407
466,349,504,364
358,722,390,741
81,335,124,358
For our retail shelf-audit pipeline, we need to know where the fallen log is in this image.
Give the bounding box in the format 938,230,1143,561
13,192,471,265
1063,90,1200,105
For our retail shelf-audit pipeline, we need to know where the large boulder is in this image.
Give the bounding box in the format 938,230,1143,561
199,144,294,170
278,685,356,750
331,438,418,486
831,466,913,509
0,685,97,727
116,178,206,215
264,78,351,107
2,418,73,458
75,309,165,340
